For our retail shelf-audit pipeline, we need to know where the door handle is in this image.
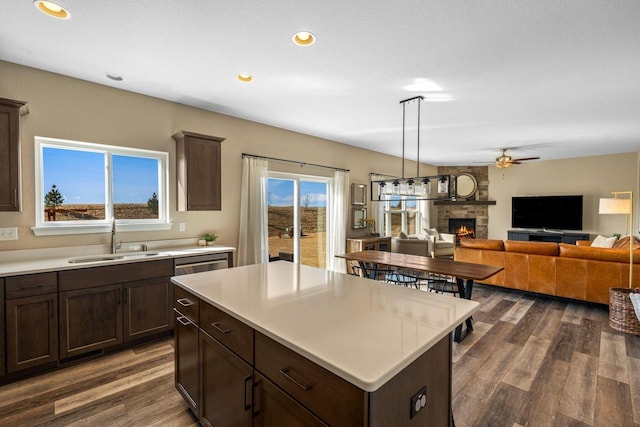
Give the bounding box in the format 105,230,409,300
176,298,194,307
243,375,252,410
279,367,313,391
211,321,232,334
176,316,191,326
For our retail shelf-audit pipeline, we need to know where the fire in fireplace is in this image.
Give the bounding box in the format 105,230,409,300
449,218,476,243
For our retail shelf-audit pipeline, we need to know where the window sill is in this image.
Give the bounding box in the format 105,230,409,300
31,222,173,236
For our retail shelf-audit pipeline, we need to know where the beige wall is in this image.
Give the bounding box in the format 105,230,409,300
488,152,639,239
0,60,435,251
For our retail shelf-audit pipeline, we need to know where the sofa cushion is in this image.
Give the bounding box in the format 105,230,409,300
591,234,617,248
559,243,640,263
398,231,408,239
504,240,559,256
424,228,440,240
459,238,505,251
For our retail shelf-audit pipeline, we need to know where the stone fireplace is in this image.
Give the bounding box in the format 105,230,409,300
449,218,476,243
434,166,493,240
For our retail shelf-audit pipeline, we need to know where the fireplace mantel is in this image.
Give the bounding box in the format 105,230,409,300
434,200,496,206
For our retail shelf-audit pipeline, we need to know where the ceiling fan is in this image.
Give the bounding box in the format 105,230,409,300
493,148,540,168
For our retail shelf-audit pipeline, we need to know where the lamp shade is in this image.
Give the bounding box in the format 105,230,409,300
599,198,631,214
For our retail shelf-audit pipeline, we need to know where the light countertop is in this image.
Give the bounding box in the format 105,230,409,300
0,241,235,277
171,261,479,392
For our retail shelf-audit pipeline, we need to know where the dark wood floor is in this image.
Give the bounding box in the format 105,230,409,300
453,284,640,427
0,284,638,426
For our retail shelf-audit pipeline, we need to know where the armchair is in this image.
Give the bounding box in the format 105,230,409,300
391,230,455,259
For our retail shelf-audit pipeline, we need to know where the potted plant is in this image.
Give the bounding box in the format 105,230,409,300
203,233,218,246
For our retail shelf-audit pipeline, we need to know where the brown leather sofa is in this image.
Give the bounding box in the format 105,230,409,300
455,239,640,304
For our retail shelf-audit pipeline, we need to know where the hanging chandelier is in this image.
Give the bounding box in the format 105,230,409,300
370,96,454,201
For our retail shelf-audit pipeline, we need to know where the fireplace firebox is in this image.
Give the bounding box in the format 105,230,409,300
449,218,476,243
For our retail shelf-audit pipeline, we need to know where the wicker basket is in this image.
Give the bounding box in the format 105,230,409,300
609,287,640,336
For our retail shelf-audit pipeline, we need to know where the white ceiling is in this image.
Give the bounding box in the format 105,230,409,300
2,0,640,165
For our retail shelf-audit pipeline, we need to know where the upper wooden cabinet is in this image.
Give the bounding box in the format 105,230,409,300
172,131,224,211
0,98,28,211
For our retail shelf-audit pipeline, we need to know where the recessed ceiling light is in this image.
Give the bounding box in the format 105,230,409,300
292,31,315,46
104,73,123,82
34,0,70,19
237,74,253,83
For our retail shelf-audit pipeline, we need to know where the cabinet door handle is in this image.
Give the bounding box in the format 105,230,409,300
20,284,43,290
252,380,261,416
279,367,313,391
243,375,252,410
176,298,194,307
176,316,191,326
211,321,232,334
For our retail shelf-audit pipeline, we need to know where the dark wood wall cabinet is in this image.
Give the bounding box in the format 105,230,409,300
172,131,224,211
173,284,452,426
0,97,28,211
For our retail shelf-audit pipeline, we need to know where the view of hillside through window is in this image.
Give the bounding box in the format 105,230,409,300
42,146,161,221
267,177,327,268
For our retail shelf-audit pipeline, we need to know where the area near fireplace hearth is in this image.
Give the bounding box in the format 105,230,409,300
434,166,495,241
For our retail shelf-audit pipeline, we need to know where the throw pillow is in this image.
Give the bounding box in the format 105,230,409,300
424,228,440,240
591,235,618,248
630,293,640,322
398,231,408,239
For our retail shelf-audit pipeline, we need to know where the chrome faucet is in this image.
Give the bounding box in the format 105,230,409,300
111,219,121,254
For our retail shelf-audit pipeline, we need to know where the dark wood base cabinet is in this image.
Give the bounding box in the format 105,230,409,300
200,330,253,427
59,284,123,359
252,373,327,427
174,308,199,414
174,285,452,427
4,272,58,373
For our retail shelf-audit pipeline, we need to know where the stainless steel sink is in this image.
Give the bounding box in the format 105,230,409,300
67,252,160,264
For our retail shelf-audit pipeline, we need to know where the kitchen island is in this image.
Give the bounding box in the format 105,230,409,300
171,261,479,426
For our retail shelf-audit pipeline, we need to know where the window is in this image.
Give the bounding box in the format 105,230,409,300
33,137,169,236
383,196,421,236
266,172,330,268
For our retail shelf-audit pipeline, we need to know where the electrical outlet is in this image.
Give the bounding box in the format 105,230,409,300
0,227,18,241
410,386,427,419
179,222,186,232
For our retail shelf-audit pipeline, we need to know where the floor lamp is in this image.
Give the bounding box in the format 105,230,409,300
599,191,633,287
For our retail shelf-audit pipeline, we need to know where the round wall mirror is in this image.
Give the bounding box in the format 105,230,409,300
456,173,478,199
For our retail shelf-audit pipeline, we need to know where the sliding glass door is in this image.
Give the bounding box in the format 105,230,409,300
267,174,329,268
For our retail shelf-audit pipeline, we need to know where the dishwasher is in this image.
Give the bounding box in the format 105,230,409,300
174,252,231,275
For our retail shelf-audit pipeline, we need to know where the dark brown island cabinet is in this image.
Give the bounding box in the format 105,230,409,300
173,284,453,427
172,130,224,211
0,97,28,212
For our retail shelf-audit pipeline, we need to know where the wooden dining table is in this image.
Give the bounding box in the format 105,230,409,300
335,250,503,342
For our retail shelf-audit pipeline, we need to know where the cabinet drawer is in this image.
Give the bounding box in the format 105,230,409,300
6,272,57,299
174,285,199,324
59,259,173,291
255,332,365,426
201,302,254,364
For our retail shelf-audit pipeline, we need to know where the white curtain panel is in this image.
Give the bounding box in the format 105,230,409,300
370,174,385,235
327,170,349,272
238,157,269,265
420,199,431,231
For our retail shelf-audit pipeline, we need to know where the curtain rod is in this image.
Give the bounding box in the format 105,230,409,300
242,153,349,173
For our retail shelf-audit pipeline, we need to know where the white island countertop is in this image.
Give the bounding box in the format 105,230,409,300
171,260,479,392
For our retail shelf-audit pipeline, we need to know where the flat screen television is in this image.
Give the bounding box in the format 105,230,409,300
511,195,583,231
